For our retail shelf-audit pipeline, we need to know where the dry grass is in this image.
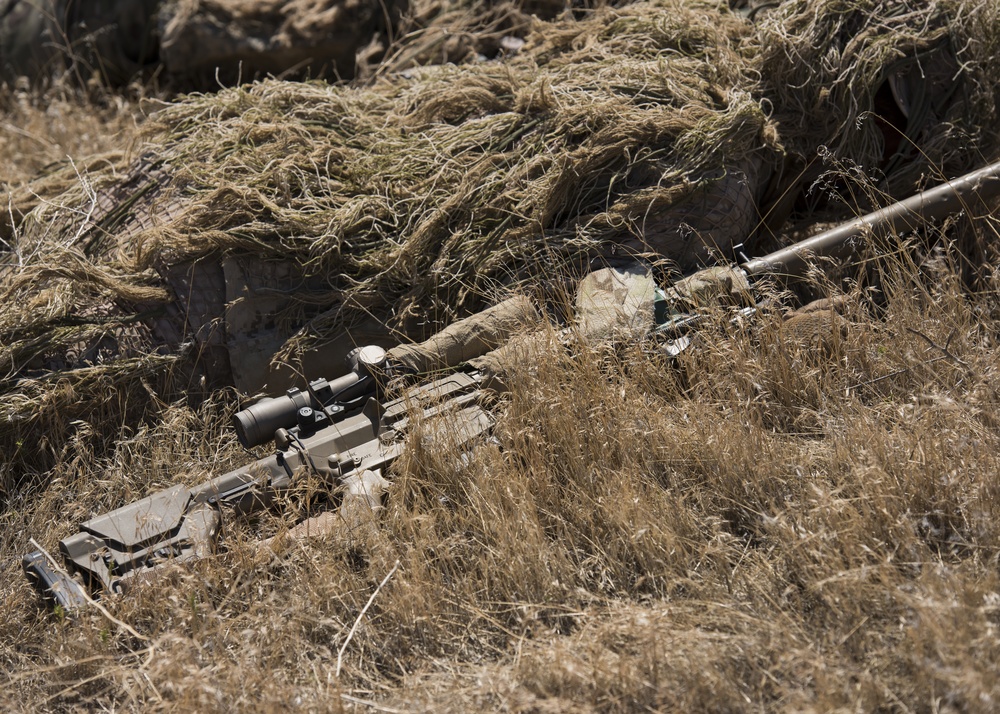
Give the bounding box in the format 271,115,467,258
5,222,1000,710
4,0,1000,711
0,84,142,189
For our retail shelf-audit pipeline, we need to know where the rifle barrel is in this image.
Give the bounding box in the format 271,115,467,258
741,159,1000,279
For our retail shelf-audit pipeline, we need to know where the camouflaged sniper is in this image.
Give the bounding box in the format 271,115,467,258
5,3,971,402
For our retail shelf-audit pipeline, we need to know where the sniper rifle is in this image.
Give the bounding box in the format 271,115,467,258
22,158,1000,612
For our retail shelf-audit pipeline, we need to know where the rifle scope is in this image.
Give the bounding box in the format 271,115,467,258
233,346,388,448
233,375,343,449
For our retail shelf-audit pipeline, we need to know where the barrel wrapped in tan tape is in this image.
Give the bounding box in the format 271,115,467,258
387,296,540,375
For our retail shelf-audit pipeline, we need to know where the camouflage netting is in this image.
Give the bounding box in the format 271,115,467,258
2,0,1000,494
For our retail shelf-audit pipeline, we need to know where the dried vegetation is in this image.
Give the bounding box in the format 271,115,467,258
4,0,1000,711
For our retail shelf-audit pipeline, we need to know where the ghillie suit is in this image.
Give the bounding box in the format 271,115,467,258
3,1,775,386
2,0,1000,493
